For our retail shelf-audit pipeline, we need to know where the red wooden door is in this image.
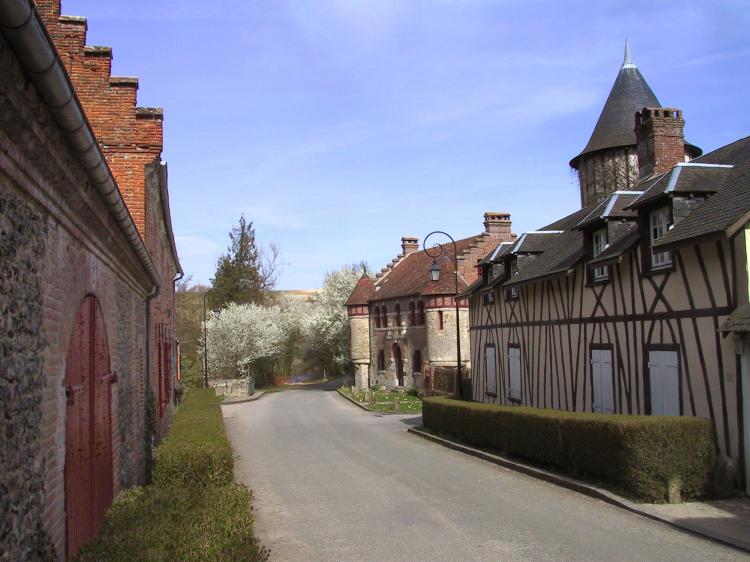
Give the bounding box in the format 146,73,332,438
65,296,114,559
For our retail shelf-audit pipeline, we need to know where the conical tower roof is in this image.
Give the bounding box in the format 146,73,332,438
571,42,660,168
345,274,375,306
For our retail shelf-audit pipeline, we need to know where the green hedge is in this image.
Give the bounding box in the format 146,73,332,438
75,484,268,561
423,397,714,502
154,388,234,487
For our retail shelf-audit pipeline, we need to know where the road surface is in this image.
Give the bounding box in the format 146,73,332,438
222,386,747,562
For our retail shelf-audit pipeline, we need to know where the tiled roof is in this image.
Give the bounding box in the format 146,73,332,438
345,275,375,306
656,136,750,248
370,236,481,301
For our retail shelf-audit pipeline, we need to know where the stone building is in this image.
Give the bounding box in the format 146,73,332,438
0,1,181,559
346,213,514,393
465,45,750,493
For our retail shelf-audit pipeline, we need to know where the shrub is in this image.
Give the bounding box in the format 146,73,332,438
154,388,234,488
75,484,269,561
423,397,714,502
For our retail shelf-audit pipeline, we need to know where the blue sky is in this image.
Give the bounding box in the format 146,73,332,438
65,0,750,289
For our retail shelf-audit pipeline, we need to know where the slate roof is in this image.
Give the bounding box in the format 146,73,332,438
345,275,375,306
576,191,641,229
510,231,565,254
569,45,700,168
656,136,750,248
588,223,640,266
628,163,734,209
720,304,750,333
506,230,584,287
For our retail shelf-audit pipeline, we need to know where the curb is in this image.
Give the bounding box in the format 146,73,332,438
407,427,750,554
220,390,268,406
336,389,388,413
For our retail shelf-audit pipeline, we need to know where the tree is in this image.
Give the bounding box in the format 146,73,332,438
210,215,279,308
174,275,209,388
304,263,367,377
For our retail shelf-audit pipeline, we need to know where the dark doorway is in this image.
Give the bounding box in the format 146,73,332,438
393,344,404,386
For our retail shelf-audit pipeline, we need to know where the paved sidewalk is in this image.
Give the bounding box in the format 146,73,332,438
409,427,750,553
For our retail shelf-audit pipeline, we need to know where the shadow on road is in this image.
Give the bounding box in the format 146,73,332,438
399,415,422,426
284,377,345,392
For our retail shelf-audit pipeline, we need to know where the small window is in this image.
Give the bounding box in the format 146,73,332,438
374,306,381,328
395,304,402,327
417,302,425,325
592,228,609,281
377,350,385,371
412,349,422,374
409,302,416,326
650,208,672,269
438,310,444,330
382,305,388,327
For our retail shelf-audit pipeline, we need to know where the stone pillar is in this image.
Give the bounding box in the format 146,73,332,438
354,362,370,391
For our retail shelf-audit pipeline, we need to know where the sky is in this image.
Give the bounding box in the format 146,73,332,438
65,0,750,290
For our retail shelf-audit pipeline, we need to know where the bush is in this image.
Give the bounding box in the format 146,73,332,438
423,397,714,502
75,484,269,561
154,388,234,487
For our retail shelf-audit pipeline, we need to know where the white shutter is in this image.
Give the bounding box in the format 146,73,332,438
592,350,603,413
591,349,614,414
485,345,497,395
649,350,680,416
509,347,522,401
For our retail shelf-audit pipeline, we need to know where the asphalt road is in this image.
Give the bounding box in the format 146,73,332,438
222,387,748,562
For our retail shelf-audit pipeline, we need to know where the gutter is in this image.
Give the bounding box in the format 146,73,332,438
0,0,160,291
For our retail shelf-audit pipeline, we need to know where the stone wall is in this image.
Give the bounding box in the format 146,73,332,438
577,146,639,207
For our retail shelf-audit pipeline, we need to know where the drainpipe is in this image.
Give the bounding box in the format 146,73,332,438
0,0,160,289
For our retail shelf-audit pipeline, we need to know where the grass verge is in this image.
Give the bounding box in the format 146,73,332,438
339,385,422,414
76,388,269,561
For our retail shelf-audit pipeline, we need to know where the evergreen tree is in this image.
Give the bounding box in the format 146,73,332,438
209,215,278,308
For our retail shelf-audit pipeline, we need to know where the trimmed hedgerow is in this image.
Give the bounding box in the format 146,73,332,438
153,388,234,487
75,484,269,561
423,397,714,502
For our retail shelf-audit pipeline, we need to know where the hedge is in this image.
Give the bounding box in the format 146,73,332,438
153,388,234,487
423,397,714,502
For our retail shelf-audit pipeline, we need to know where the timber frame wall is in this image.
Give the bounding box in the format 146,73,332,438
469,234,747,466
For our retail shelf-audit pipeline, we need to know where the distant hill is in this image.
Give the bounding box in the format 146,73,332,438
271,289,319,304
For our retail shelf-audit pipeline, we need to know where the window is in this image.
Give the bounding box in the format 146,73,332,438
508,345,522,402
377,350,385,371
412,349,422,373
592,228,609,281
417,302,425,325
374,306,381,328
382,305,388,327
409,302,416,326
591,348,614,414
395,304,402,327
648,349,680,415
485,345,497,396
438,310,444,330
650,208,672,269
509,259,519,299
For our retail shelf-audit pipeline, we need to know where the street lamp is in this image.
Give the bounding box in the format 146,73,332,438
423,231,463,399
202,290,221,389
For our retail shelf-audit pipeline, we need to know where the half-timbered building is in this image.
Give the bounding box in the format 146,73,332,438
465,46,750,492
346,213,514,393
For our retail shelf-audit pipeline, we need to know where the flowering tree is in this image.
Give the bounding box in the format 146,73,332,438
304,264,365,376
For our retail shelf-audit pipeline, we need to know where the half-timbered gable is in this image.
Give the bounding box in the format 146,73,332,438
466,50,750,491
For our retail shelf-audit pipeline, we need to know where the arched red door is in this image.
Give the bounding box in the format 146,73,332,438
65,296,114,559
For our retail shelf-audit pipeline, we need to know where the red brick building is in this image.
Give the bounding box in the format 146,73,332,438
0,1,181,559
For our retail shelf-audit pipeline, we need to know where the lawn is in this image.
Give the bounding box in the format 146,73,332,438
339,385,422,414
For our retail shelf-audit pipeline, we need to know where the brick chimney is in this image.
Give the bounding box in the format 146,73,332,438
401,236,419,256
635,107,686,180
483,212,512,241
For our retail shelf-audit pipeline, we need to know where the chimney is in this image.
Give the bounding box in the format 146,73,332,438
483,212,512,241
401,236,419,256
635,107,686,180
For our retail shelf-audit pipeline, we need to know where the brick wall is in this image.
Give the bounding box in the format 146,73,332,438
0,26,152,560
635,107,687,180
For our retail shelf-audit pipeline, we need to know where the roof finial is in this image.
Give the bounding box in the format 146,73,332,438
622,39,635,69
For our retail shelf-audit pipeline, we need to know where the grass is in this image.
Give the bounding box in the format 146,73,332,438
339,385,422,414
75,388,269,561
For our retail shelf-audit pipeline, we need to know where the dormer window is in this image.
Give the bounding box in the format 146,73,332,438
650,208,672,269
508,258,519,299
592,228,609,281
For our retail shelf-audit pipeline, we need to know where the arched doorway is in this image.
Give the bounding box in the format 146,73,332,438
65,296,114,559
393,344,404,386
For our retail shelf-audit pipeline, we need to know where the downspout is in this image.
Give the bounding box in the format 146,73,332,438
0,0,160,289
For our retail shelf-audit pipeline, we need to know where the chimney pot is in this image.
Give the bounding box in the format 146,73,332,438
401,236,419,255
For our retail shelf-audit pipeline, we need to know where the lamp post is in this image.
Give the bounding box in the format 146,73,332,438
423,231,463,399
202,290,221,389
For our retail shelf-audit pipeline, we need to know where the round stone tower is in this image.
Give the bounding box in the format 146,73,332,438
570,41,701,208
345,275,375,391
